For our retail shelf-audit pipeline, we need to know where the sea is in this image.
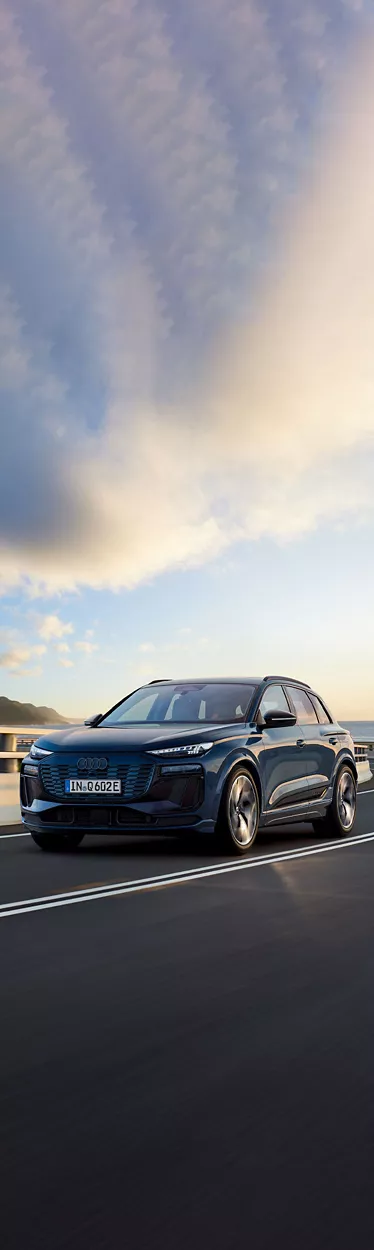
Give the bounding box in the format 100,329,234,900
342,722,374,744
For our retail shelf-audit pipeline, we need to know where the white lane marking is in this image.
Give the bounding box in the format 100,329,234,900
357,788,374,795
0,831,29,839
1,829,374,919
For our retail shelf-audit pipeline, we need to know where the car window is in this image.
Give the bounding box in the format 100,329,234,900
259,685,290,716
309,695,331,725
109,691,159,722
165,693,205,721
100,682,257,725
287,687,318,724
165,685,253,722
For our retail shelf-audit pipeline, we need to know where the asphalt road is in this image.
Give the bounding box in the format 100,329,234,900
2,788,374,1249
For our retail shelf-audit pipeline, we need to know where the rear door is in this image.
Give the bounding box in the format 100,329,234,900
258,684,310,812
285,686,336,798
310,693,352,779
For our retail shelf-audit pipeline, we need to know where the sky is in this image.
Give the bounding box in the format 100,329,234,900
1,0,374,719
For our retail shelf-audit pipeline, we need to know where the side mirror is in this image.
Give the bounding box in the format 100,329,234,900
84,712,103,727
262,709,297,729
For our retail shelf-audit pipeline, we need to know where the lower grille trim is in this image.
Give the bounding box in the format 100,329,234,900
36,806,198,831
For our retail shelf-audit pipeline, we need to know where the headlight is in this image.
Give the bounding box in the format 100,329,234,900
147,743,213,757
29,744,53,759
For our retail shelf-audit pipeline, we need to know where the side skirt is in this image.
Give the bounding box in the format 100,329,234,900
259,797,332,828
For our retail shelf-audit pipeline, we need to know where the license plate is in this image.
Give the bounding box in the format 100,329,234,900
65,779,121,794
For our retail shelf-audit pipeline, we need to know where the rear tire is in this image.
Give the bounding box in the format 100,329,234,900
30,831,85,851
312,765,357,839
216,767,260,855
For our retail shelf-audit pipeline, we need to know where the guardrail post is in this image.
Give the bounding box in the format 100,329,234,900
0,733,18,774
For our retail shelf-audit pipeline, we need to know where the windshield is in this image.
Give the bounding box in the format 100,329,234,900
100,683,258,726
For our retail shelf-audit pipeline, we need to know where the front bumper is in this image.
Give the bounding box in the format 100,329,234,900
20,758,215,835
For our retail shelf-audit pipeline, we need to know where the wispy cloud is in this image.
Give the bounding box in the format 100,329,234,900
0,1,373,598
134,629,212,668
75,640,99,655
38,614,74,641
53,0,237,323
0,649,31,669
9,665,43,679
0,646,45,676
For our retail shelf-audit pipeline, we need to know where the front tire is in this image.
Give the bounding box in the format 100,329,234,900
30,831,85,852
216,767,260,855
312,765,357,839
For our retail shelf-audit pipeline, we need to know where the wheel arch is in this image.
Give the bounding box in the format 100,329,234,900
333,752,358,785
214,752,263,823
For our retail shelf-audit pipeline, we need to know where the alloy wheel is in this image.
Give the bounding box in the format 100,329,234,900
337,769,356,831
228,773,258,847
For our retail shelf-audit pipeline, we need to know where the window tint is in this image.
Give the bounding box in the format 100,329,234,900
164,684,254,723
101,682,257,725
259,685,290,716
165,693,205,721
287,687,318,725
109,690,158,723
310,695,331,725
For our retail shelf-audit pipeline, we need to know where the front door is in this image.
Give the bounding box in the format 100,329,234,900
257,684,310,812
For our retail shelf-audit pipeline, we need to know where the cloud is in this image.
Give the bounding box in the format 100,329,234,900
75,640,99,655
0,645,46,670
38,615,74,641
55,642,71,654
59,657,74,668
54,0,237,318
135,629,211,664
0,2,374,597
8,665,43,679
0,644,45,679
204,35,374,529
0,648,31,669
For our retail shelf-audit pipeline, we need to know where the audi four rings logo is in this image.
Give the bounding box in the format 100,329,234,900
77,756,108,771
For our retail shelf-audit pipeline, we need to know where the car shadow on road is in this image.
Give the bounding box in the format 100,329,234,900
61,824,320,861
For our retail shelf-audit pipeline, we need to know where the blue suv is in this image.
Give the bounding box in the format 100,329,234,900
21,676,357,854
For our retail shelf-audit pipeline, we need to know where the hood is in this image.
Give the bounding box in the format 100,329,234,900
32,721,251,753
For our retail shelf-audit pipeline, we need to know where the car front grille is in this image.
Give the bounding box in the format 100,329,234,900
39,757,155,801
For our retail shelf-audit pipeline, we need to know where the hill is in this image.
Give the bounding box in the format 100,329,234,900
0,696,67,726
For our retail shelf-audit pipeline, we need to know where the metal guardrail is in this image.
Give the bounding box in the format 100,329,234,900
0,726,76,772
354,744,373,785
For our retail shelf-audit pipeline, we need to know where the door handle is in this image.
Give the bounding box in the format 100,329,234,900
329,737,338,745
296,739,305,748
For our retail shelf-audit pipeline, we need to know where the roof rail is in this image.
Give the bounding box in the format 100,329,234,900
149,678,170,684
263,675,311,688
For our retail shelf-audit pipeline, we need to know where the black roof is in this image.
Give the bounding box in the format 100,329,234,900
149,675,311,688
148,677,262,686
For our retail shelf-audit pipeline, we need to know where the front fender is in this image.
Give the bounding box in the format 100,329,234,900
208,747,263,822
